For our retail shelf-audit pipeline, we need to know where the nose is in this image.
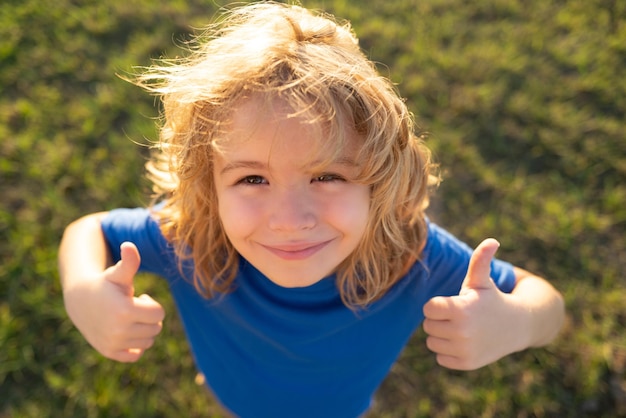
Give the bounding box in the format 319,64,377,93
268,186,317,231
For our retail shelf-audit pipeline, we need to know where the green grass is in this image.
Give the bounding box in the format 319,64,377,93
1,0,625,416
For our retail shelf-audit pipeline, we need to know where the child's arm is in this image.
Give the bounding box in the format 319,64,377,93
59,213,165,362
422,239,565,370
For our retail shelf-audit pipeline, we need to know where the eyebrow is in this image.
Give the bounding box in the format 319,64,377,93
219,157,358,175
219,160,267,175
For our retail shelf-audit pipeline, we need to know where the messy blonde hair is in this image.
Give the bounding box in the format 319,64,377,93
134,2,439,307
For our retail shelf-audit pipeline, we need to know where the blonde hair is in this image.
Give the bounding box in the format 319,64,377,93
134,2,439,307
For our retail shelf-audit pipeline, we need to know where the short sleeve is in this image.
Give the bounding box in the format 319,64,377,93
420,222,517,296
101,207,173,277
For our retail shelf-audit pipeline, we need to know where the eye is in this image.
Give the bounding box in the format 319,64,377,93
313,173,345,183
237,175,267,185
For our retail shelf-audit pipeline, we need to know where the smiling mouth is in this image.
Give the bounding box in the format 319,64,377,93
261,241,331,261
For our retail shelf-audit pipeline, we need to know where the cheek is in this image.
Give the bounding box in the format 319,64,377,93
327,186,370,239
217,192,262,240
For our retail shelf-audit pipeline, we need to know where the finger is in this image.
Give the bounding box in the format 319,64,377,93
125,337,158,351
99,323,159,349
435,353,484,371
425,335,456,355
461,238,500,292
127,322,163,339
423,318,457,340
110,348,145,363
132,294,166,324
423,296,457,321
106,242,141,289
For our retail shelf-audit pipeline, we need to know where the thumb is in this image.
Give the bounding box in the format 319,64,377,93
460,238,500,293
105,242,141,291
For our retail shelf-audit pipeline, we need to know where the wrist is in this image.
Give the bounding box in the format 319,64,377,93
509,287,565,350
505,294,535,353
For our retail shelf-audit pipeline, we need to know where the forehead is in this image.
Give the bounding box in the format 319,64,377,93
217,95,361,166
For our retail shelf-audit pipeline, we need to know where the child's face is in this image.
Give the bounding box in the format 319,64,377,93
213,96,371,288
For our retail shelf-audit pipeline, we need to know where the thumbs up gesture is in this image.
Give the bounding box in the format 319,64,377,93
65,242,166,363
422,239,526,370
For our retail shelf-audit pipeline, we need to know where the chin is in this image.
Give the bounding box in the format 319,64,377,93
260,266,332,288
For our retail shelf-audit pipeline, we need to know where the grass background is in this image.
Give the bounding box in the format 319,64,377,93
1,0,625,416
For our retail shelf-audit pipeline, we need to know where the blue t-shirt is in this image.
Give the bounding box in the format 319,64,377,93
102,208,516,418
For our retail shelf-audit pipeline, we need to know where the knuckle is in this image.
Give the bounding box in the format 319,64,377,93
159,310,166,322
422,319,432,334
116,306,134,321
455,307,471,323
435,355,451,368
109,324,128,340
458,327,473,340
425,336,436,351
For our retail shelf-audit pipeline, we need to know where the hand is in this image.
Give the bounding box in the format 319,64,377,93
422,238,526,370
64,242,165,362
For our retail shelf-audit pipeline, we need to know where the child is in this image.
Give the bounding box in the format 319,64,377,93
59,3,565,417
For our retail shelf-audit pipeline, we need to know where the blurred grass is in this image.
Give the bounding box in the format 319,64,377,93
1,0,625,416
